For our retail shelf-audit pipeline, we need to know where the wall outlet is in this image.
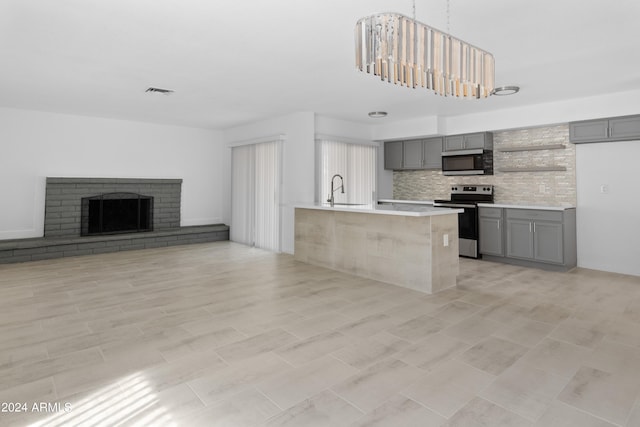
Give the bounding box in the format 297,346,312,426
600,184,609,194
443,234,449,247
539,184,546,193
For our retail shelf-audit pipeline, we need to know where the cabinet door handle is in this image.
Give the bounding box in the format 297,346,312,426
529,223,532,233
533,223,536,233
497,221,500,229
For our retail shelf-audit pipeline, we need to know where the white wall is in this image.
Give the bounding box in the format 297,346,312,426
224,112,316,254
315,115,373,141
576,140,640,277
0,107,228,240
372,115,441,141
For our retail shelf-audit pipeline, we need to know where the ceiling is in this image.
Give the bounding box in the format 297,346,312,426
2,0,639,130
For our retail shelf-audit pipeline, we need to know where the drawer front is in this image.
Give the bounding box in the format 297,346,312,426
506,209,563,222
479,207,502,218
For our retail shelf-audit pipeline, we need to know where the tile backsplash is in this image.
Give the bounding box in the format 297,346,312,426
393,124,577,206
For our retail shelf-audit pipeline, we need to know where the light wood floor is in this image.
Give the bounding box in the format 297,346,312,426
1,241,640,426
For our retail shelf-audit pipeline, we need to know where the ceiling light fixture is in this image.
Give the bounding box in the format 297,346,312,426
355,0,495,98
368,111,388,118
490,85,520,96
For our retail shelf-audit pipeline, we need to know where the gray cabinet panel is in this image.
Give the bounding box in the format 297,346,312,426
533,222,564,264
479,217,503,256
444,132,493,151
403,140,424,169
384,141,403,170
570,115,640,143
464,133,488,149
443,135,464,151
422,137,443,169
569,120,609,143
609,116,640,140
506,219,534,259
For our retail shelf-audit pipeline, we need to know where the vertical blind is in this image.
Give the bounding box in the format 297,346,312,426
316,139,377,205
231,140,281,252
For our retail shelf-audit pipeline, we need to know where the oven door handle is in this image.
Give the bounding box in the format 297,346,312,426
433,203,476,208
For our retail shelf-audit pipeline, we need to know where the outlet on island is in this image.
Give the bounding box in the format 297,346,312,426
443,234,449,247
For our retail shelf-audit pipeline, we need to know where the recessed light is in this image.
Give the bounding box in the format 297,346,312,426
368,111,388,118
491,86,520,96
145,87,174,95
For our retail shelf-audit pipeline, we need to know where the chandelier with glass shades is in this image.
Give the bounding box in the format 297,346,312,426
355,11,495,98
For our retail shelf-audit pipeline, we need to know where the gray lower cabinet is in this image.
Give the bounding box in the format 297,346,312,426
506,219,536,260
506,219,563,264
506,209,565,264
479,207,503,256
480,206,576,271
533,221,564,263
384,141,403,170
570,114,640,143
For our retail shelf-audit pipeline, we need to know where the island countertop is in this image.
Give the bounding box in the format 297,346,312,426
377,199,435,205
294,205,460,294
295,203,462,217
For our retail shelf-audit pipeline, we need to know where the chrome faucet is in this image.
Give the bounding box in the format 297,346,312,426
327,174,344,207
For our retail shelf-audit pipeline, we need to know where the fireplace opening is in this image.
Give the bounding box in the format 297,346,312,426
81,192,153,236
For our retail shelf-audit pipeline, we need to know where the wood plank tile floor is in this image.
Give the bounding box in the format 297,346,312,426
1,241,640,426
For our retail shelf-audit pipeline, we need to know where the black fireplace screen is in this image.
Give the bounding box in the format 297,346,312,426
81,192,153,236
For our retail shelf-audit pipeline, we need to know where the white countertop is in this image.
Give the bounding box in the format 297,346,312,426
478,203,576,211
296,203,462,217
377,199,435,205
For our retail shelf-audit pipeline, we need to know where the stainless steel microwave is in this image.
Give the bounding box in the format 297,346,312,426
441,149,493,176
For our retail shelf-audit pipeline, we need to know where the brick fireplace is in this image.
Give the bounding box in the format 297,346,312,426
0,177,229,264
44,177,182,238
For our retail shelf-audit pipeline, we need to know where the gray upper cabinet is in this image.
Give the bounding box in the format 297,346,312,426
610,116,640,140
569,120,609,143
422,137,443,169
570,115,640,143
402,140,424,169
443,132,493,151
384,137,443,170
384,141,403,170
443,135,465,151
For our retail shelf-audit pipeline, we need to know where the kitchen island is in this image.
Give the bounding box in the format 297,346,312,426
294,204,462,294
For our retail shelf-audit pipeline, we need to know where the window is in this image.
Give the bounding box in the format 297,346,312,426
316,138,376,206
231,140,281,252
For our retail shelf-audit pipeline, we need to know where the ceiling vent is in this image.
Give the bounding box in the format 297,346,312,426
145,87,174,95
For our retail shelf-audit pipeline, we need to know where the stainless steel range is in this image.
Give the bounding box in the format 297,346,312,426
434,185,494,258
